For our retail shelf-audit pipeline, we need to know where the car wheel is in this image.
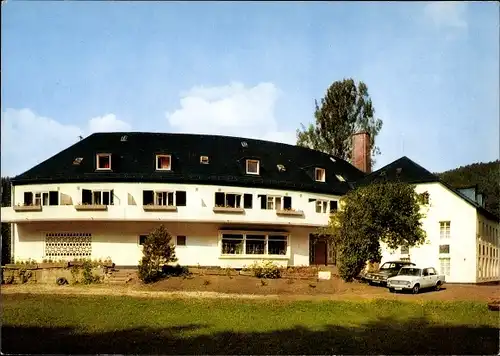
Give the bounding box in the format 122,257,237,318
412,284,420,294
435,281,442,291
389,288,395,293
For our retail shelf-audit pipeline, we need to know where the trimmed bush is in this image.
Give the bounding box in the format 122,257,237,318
248,261,282,279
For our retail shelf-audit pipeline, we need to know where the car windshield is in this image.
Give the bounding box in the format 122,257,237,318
398,268,421,276
380,263,397,270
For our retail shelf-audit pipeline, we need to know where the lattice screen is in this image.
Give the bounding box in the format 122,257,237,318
44,232,92,258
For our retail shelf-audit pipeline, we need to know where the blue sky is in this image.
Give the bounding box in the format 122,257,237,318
1,1,498,177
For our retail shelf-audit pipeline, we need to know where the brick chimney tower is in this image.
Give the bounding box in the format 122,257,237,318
352,131,371,173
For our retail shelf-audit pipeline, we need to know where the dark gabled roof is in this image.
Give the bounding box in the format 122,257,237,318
355,156,499,222
12,132,366,195
354,156,439,186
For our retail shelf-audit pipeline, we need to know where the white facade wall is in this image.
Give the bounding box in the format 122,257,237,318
3,182,329,267
476,214,500,283
3,182,338,226
380,182,499,283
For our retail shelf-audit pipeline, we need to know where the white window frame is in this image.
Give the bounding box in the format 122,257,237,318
439,257,451,277
215,192,242,208
34,192,50,206
154,191,175,206
267,195,283,210
156,154,172,171
315,168,326,182
439,221,451,239
219,230,289,257
200,156,209,164
315,199,329,213
246,159,260,175
91,190,113,205
96,153,112,170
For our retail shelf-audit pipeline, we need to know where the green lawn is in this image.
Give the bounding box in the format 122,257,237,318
1,294,498,354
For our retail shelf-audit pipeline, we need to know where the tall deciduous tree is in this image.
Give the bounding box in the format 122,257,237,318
321,181,426,282
297,78,383,163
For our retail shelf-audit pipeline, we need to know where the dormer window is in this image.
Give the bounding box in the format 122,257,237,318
73,157,83,165
315,168,326,182
200,156,209,164
156,155,171,171
335,174,345,182
246,159,260,175
96,154,111,170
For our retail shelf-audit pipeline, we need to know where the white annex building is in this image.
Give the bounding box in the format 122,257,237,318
1,132,498,283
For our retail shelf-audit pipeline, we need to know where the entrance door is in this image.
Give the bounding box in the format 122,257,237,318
314,240,327,265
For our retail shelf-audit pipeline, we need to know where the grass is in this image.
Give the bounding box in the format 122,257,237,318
1,294,498,354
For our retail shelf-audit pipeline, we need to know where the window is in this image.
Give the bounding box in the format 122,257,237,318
315,168,326,182
439,258,451,277
329,200,338,213
82,189,114,205
335,174,345,182
35,192,48,206
267,196,282,210
277,164,286,172
221,234,244,254
176,236,186,246
246,159,260,175
439,221,451,239
243,194,253,209
25,191,58,206
401,246,410,255
215,192,242,208
427,268,437,275
156,155,171,170
73,157,83,165
221,232,288,256
268,235,287,255
155,191,175,206
200,156,209,164
139,235,148,245
439,244,450,254
96,154,111,170
245,234,265,254
142,190,186,206
316,200,328,213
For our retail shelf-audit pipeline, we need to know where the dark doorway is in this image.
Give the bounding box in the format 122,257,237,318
313,240,327,265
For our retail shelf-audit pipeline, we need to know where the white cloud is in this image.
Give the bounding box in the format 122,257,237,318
88,114,132,133
1,82,297,177
424,2,468,30
166,82,296,145
1,109,132,177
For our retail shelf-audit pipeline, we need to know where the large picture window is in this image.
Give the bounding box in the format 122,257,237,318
220,231,288,256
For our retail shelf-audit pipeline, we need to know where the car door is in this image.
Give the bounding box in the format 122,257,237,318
421,268,431,288
427,268,438,286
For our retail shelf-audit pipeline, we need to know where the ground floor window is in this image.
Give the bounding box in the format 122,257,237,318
44,232,92,258
220,231,288,256
439,257,450,277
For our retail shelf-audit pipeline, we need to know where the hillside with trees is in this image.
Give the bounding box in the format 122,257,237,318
437,160,499,218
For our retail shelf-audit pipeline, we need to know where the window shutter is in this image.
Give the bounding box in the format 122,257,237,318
82,189,92,204
49,191,59,206
258,195,267,209
176,191,186,206
143,190,154,205
243,194,253,209
102,191,110,205
215,192,224,207
111,153,120,172
283,196,292,209
110,190,114,205
24,192,33,206
329,200,338,212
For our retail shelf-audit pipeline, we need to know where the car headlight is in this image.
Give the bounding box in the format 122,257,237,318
406,282,411,287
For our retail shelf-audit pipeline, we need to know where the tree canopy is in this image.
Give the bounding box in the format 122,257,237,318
321,181,426,282
1,176,11,265
296,78,383,163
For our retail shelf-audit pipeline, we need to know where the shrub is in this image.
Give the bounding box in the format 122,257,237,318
138,225,178,283
248,261,282,279
161,264,189,277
